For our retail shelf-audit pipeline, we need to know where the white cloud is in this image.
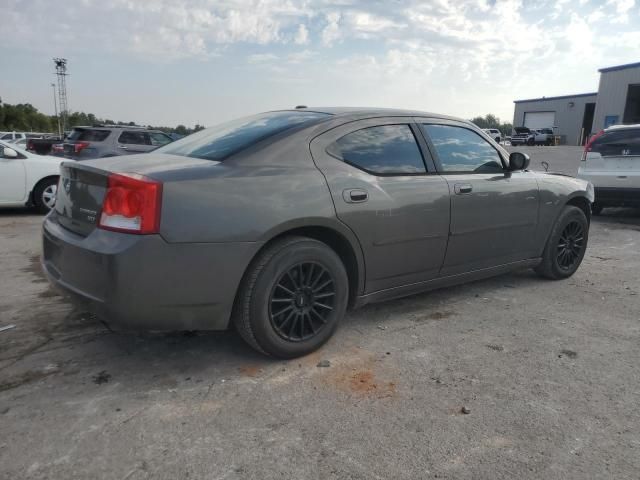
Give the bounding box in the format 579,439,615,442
606,0,636,23
322,12,342,46
294,24,309,44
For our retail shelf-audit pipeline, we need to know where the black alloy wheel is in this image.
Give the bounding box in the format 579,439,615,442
556,221,585,271
269,262,336,342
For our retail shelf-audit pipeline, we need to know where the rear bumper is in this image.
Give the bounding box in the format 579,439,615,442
593,187,640,207
42,212,262,331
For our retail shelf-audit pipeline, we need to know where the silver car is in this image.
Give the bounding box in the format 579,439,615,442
43,108,594,358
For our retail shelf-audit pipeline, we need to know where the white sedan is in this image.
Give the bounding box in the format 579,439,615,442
0,141,63,213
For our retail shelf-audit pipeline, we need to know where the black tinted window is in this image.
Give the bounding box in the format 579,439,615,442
67,129,110,142
591,129,640,156
118,131,149,145
157,111,330,161
421,124,503,173
327,125,426,175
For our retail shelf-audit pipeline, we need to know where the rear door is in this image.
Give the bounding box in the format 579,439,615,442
418,120,539,275
583,128,640,189
310,117,450,293
117,131,155,154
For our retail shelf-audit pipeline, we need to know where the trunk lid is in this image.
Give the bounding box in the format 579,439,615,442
55,153,217,236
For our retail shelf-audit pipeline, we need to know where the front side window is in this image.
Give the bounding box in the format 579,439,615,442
157,111,330,161
149,132,172,146
327,124,426,175
421,124,504,173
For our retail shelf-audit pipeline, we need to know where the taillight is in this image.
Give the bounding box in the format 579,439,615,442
74,141,90,154
98,173,162,234
583,130,604,161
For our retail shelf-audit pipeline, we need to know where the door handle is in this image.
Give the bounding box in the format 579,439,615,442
117,145,128,149
454,183,473,195
343,189,368,203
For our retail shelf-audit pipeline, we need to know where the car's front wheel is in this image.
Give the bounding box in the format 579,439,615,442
535,205,589,279
33,177,59,214
233,236,349,358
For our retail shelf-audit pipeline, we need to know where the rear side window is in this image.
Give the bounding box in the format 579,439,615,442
421,124,504,173
67,129,110,142
156,111,330,161
591,129,640,156
1,133,13,140
118,131,149,145
326,125,426,175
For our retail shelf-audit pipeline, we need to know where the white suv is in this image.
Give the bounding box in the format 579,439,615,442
578,124,640,214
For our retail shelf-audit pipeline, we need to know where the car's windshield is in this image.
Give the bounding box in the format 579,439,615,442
156,111,331,161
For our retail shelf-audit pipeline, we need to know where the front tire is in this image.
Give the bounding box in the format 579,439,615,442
535,206,589,279
33,177,58,214
233,236,349,358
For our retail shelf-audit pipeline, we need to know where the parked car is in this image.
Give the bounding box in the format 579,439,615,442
483,128,502,143
43,108,594,358
0,141,63,213
26,137,63,155
58,126,174,160
578,124,640,214
511,127,555,146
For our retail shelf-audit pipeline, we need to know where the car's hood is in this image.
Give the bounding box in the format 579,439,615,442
513,127,531,134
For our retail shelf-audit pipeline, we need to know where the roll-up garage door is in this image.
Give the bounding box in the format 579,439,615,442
524,111,555,129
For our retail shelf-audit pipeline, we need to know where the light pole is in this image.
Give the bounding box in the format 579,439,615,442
51,83,61,138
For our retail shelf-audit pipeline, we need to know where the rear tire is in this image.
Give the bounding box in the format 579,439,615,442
233,236,349,358
33,177,58,214
535,206,589,280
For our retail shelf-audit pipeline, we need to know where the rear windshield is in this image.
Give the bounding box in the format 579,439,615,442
156,111,331,161
592,129,640,156
67,129,111,142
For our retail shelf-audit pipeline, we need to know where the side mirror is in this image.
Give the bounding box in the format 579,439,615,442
2,147,18,159
509,151,530,171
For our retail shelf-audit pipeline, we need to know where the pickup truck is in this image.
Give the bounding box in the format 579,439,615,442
510,127,555,146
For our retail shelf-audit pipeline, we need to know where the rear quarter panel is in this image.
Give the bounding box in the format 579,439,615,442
157,139,340,244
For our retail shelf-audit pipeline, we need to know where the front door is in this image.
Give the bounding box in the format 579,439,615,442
0,146,26,204
418,121,539,276
311,118,451,293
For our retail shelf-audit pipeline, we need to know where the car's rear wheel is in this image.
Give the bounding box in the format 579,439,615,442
233,236,349,358
535,205,589,279
33,177,58,214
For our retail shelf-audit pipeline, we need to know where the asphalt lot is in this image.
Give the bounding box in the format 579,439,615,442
1,146,640,479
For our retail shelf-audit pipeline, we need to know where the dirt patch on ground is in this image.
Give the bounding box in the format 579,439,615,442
412,311,456,322
319,351,397,399
238,365,263,377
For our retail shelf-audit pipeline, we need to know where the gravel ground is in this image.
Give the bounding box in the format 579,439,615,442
1,147,639,479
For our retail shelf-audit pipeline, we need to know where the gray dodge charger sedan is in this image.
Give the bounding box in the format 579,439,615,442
43,108,594,358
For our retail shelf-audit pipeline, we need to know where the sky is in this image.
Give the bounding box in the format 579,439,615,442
1,0,639,128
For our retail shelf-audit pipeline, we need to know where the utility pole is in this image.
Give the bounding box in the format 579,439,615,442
53,58,69,134
51,83,61,138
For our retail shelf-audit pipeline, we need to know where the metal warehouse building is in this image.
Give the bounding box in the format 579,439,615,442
513,61,640,145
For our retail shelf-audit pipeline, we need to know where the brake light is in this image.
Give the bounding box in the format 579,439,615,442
583,130,604,161
74,141,90,154
98,173,162,234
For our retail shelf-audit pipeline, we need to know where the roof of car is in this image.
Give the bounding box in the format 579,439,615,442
285,107,466,122
606,123,640,131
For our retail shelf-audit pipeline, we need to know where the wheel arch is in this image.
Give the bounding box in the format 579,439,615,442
29,175,59,206
566,194,591,223
241,221,366,309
